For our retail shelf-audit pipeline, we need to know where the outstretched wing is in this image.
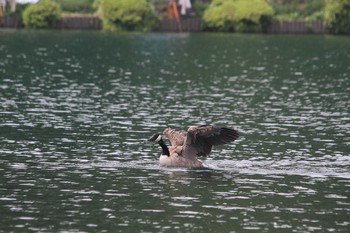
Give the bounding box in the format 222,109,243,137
182,125,239,160
163,127,187,147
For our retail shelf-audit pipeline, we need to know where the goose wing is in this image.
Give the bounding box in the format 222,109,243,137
182,125,239,160
163,128,187,147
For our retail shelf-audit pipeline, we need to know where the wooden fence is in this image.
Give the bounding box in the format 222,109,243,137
0,15,102,30
266,20,327,34
0,15,328,34
0,15,23,28
157,17,203,32
54,16,102,30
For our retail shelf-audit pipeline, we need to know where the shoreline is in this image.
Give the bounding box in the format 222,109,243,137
0,15,331,34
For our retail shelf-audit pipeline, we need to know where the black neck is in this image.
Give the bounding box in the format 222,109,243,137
158,139,170,156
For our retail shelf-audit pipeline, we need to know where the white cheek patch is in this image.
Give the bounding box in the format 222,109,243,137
155,135,162,142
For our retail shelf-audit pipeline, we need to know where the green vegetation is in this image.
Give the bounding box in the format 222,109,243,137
53,0,95,14
22,0,61,29
324,0,350,34
151,0,169,17
2,3,29,15
269,0,325,21
11,0,350,34
203,0,274,32
192,1,211,17
94,0,158,32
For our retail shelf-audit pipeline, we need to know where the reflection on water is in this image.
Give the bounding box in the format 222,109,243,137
0,31,349,232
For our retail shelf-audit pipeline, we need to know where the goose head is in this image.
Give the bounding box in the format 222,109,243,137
148,133,162,143
148,133,170,156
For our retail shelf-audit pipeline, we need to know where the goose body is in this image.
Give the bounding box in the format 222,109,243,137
148,124,239,168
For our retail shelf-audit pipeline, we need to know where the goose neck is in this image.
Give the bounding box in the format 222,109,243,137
158,139,170,156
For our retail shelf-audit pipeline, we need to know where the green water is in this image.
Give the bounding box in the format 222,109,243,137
0,30,349,232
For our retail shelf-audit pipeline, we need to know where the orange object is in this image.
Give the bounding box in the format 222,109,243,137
167,0,182,32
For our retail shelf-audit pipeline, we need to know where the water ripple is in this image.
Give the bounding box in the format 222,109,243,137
1,32,349,233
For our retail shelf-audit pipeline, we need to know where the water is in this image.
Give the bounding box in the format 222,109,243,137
0,30,349,232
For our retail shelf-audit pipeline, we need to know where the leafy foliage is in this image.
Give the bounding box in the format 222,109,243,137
95,0,158,32
151,0,168,17
270,0,325,21
324,0,350,34
203,0,274,32
22,0,61,29
3,3,29,15
53,0,95,13
192,1,211,17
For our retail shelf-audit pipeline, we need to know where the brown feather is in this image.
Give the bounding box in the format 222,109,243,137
163,128,186,146
182,124,239,160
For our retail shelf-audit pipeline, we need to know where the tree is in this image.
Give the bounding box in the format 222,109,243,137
95,0,158,32
324,0,350,34
203,0,274,32
22,0,61,29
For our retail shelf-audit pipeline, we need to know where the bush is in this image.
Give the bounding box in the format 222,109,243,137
193,1,211,17
151,0,168,17
324,0,350,34
203,0,274,32
22,0,61,28
53,0,95,13
95,0,158,32
271,0,324,21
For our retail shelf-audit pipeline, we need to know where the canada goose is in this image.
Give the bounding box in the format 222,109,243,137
148,124,239,168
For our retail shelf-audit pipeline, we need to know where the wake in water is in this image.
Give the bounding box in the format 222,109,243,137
87,155,350,179
210,158,350,179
